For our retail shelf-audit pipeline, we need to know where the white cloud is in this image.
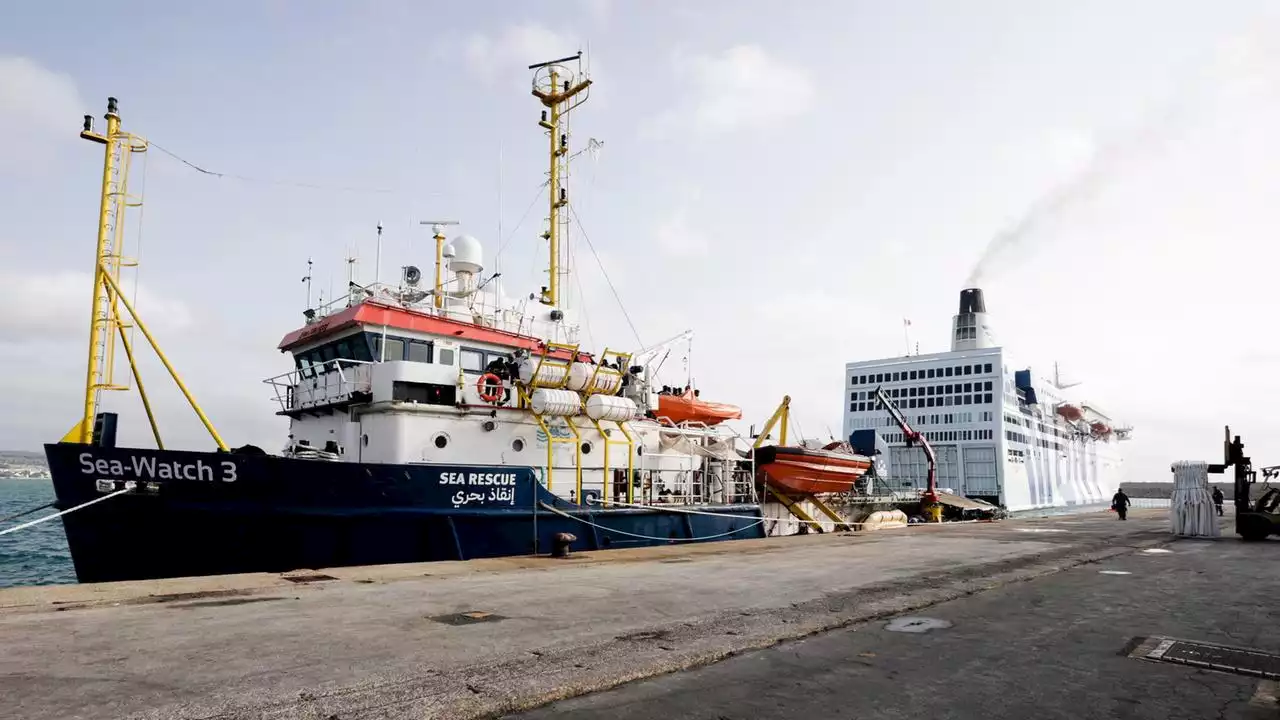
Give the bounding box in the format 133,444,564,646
464,23,579,82
655,211,710,258
0,56,83,167
0,270,193,343
580,0,612,25
655,185,710,258
644,45,816,137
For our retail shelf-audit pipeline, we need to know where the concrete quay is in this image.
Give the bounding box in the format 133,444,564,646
1,510,1173,719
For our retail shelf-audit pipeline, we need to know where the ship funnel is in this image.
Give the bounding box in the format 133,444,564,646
958,288,986,314
952,287,997,351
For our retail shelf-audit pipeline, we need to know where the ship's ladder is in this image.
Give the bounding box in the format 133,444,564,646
516,342,583,501
578,347,636,506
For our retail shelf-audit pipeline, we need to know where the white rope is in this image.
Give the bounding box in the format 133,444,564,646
588,496,878,527
540,502,768,542
0,487,133,537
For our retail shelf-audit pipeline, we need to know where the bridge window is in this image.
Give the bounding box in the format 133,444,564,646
460,348,485,373
408,340,432,363
381,338,405,361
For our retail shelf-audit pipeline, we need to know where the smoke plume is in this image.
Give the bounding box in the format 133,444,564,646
965,28,1280,288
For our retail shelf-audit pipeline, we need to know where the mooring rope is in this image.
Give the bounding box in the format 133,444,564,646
538,501,769,542
0,487,133,538
0,502,55,526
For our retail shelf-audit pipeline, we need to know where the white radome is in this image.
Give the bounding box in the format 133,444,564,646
448,235,484,274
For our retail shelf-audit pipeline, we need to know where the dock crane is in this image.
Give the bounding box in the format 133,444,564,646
873,386,942,522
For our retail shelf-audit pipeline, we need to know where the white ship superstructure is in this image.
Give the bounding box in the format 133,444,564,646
843,289,1130,512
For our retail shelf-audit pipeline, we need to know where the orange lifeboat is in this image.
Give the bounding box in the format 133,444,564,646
754,444,873,495
1056,404,1083,422
656,389,742,426
1090,421,1112,436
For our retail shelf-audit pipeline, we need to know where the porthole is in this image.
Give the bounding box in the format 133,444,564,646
512,438,526,452
433,433,449,449
581,441,593,454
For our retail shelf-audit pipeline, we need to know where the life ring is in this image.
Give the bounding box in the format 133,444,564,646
477,373,504,404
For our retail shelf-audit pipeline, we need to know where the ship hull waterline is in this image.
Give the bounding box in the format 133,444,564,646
45,443,766,584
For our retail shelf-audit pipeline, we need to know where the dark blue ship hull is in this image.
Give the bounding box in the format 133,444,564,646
44,443,766,584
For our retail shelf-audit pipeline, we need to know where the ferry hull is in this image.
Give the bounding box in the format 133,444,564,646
45,444,765,584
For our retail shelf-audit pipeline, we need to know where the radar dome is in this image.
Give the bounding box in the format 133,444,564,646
447,235,484,274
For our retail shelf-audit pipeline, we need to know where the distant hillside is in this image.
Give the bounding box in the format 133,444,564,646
0,451,49,478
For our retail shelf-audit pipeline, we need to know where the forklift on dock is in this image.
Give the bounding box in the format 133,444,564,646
1209,425,1280,541
873,386,942,523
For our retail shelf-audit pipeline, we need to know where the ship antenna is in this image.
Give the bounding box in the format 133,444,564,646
374,222,383,288
418,219,461,309
302,257,314,309
530,51,591,307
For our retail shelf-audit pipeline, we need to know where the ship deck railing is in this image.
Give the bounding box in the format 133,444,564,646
563,465,760,507
302,284,582,347
264,358,374,413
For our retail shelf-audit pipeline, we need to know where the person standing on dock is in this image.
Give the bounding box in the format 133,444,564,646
1111,489,1131,521
1212,486,1225,516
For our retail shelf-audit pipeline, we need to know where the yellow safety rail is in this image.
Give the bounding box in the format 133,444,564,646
579,347,635,505
521,342,583,501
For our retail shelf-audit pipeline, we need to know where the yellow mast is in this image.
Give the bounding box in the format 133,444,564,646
71,97,129,444
65,97,226,450
531,52,591,307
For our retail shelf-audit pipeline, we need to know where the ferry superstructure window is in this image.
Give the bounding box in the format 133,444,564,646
927,368,935,378
945,367,953,377
910,370,918,380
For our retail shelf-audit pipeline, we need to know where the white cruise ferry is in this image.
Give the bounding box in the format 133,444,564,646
843,289,1130,512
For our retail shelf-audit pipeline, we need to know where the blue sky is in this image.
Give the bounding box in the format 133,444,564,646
3,1,1280,482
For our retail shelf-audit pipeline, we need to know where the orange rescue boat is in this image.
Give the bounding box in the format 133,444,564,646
1056,404,1083,422
657,389,742,426
754,443,873,495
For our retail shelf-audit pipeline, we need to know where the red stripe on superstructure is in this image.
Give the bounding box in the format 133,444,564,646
276,302,587,361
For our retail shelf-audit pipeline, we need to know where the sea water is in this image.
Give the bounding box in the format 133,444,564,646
0,477,75,588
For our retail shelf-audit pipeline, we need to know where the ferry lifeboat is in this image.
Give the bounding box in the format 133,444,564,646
1090,421,1112,437
657,389,742,426
1056,403,1083,422
754,442,873,495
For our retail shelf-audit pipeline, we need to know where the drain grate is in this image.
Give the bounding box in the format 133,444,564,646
1135,637,1280,679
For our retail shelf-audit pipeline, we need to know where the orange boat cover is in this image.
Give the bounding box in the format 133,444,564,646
657,390,743,426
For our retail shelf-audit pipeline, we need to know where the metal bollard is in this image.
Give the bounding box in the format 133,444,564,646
550,532,577,558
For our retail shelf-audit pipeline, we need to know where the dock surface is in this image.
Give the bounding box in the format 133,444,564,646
2,511,1174,719
520,513,1277,720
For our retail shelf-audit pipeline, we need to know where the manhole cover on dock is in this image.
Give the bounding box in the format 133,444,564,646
885,617,952,634
283,572,338,584
1134,637,1280,679
429,611,506,626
